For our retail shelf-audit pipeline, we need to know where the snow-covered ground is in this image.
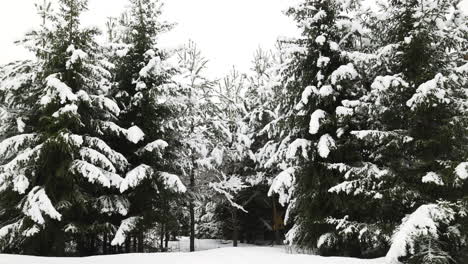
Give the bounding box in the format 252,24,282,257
0,246,384,264
167,237,239,252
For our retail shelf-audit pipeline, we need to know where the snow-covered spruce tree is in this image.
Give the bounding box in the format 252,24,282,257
107,0,186,252
0,0,52,141
0,0,135,256
237,47,289,245
206,68,259,247
328,0,468,263
264,0,374,256
383,1,467,263
171,40,219,251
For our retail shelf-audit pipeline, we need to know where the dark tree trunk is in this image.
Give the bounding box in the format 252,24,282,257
189,160,196,252
189,202,195,251
165,231,170,249
103,233,108,255
160,224,165,251
232,209,238,247
272,197,282,245
54,228,65,256
133,235,137,253
137,232,144,253
125,237,131,253
88,236,95,256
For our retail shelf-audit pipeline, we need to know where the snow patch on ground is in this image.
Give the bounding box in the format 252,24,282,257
0,246,384,264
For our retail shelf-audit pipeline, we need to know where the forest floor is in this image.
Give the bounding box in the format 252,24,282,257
0,246,385,264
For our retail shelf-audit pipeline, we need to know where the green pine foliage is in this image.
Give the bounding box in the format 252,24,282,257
0,0,132,256
106,0,186,251
0,0,466,261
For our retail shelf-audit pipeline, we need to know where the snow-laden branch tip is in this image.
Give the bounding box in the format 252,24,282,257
159,172,187,193
142,139,168,153
309,109,327,135
126,126,145,144
317,134,336,159
120,164,154,193
0,133,38,161
386,204,456,264
20,187,62,225
210,175,247,213
70,160,123,189
40,75,77,106
268,167,295,206
111,217,141,246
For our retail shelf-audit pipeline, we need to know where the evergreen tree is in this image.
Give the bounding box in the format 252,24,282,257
262,0,370,256
0,0,135,256
171,40,218,251
207,68,257,247
327,0,468,262
240,46,289,245
107,0,186,252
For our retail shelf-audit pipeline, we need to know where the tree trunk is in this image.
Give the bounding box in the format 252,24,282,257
232,209,238,247
272,197,282,245
133,235,137,253
160,224,165,251
137,232,144,253
165,231,169,249
189,160,196,252
103,233,108,255
125,237,131,253
54,227,65,256
189,201,195,251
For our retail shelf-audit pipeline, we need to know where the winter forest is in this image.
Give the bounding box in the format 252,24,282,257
0,0,467,263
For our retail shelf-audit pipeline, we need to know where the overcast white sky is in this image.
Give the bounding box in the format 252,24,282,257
0,0,466,77
0,0,298,77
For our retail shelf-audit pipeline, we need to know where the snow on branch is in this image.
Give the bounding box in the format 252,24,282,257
335,106,353,117
98,122,145,144
317,134,336,158
0,144,42,194
126,126,145,144
386,204,456,264
0,133,39,161
111,217,141,246
159,172,187,193
98,121,128,137
286,138,312,160
421,172,444,186
65,44,88,70
20,186,62,225
350,130,413,143
0,219,23,241
120,164,154,193
330,63,358,85
84,136,128,172
455,162,468,186
210,175,247,213
57,132,83,148
407,74,450,109
140,139,168,154
328,163,390,198
91,95,120,116
94,195,130,216
79,147,117,173
40,75,77,106
371,75,408,92
268,167,296,206
69,160,122,188
309,109,327,135
52,104,78,118
1,145,42,172
139,56,162,78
